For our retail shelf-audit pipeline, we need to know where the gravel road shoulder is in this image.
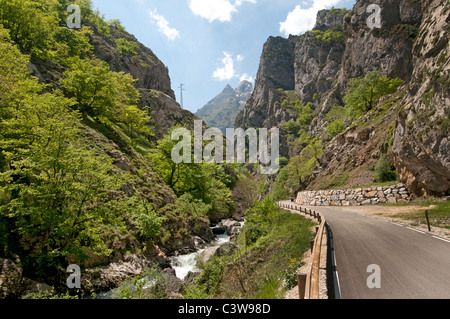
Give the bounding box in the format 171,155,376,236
338,205,450,239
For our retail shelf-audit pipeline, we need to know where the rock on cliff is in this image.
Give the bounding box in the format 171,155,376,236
340,0,421,83
89,23,175,99
390,0,449,196
235,35,299,130
87,22,200,140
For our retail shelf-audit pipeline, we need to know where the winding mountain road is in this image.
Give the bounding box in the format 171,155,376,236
280,202,450,299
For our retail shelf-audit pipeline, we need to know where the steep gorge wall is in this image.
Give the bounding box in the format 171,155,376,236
236,0,449,196
390,0,450,196
235,35,299,130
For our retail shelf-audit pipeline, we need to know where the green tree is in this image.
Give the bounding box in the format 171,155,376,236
117,105,152,136
374,154,397,182
52,26,93,65
201,166,234,217
285,138,323,191
0,32,128,273
0,91,123,274
174,193,211,221
0,0,59,57
327,119,345,138
343,71,403,117
126,197,163,240
115,38,138,56
61,58,141,122
149,126,192,192
109,19,126,32
60,58,116,116
0,27,43,119
150,128,234,217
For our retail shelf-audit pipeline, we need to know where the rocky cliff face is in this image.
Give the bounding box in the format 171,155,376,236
340,0,421,82
235,9,347,157
90,24,175,99
235,10,349,131
390,0,449,196
236,1,449,196
88,23,199,140
195,80,253,133
235,35,299,129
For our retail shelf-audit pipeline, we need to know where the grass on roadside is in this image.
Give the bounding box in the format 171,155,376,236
183,198,316,299
380,199,450,229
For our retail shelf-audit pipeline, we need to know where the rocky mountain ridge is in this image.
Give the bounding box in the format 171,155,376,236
195,80,253,133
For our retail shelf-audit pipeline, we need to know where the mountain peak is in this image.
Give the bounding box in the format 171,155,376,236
195,82,253,132
236,80,253,94
222,84,235,94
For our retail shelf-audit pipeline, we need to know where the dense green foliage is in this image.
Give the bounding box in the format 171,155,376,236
0,0,246,287
0,0,59,57
310,25,345,46
271,131,324,199
343,71,403,117
327,119,345,138
0,23,164,275
0,0,240,285
149,127,236,220
115,38,138,56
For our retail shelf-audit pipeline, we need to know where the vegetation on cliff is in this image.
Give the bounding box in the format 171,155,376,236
0,0,242,296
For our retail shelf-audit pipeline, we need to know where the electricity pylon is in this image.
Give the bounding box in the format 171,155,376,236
178,83,185,109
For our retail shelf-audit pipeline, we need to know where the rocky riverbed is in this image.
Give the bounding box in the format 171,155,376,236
0,217,244,299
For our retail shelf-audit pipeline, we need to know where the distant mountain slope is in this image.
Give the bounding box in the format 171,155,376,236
195,81,253,132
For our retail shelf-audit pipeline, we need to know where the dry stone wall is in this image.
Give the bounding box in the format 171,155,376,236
296,184,412,206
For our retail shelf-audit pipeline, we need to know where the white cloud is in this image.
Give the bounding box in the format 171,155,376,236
147,9,180,41
280,0,342,36
189,0,257,23
213,52,253,82
213,52,235,81
235,0,257,6
240,73,254,83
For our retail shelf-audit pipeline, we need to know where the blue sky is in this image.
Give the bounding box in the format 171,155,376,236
91,0,356,114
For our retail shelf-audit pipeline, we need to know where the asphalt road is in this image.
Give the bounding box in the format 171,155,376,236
280,202,450,299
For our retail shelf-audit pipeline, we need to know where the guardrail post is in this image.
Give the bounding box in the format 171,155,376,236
298,273,307,299
310,240,314,253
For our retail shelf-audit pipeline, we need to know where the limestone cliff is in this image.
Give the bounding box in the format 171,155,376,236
236,1,449,196
235,35,299,130
390,0,449,196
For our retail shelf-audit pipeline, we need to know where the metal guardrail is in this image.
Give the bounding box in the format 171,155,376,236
277,202,326,299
